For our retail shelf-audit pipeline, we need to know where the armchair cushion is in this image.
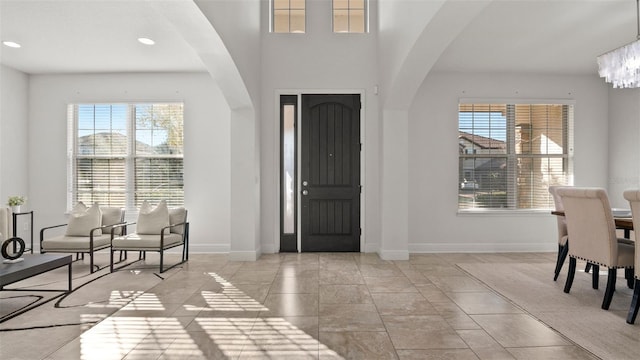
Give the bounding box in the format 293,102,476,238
137,200,170,235
65,202,102,237
111,232,183,250
42,234,112,251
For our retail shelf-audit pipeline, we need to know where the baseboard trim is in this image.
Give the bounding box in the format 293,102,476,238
378,249,409,260
409,242,557,253
228,250,261,261
364,242,379,253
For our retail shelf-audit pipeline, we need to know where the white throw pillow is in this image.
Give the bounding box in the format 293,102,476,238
137,200,170,235
66,202,102,236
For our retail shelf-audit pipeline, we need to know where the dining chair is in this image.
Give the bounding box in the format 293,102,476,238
623,189,639,324
558,187,635,310
549,186,570,281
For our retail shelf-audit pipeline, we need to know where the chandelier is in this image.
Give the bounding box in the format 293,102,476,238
597,0,640,88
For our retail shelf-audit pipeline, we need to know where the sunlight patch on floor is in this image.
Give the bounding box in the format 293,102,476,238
78,272,343,358
80,317,201,359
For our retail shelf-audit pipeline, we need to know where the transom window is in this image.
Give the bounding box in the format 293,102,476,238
458,102,573,211
272,0,306,33
333,0,366,33
68,103,184,211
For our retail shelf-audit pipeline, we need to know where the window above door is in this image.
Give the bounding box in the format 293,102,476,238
270,0,368,34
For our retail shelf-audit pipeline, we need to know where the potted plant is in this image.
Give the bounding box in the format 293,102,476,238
7,196,25,213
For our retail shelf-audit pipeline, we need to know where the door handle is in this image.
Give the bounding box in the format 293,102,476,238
302,190,309,196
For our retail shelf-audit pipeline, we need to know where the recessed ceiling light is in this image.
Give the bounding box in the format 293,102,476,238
3,41,21,48
137,37,155,45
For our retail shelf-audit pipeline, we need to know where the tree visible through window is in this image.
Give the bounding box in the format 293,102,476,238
458,103,573,210
69,103,184,211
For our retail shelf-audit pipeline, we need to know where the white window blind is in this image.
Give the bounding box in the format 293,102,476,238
68,103,184,211
458,102,573,210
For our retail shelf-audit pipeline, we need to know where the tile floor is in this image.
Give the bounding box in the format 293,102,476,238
0,252,613,359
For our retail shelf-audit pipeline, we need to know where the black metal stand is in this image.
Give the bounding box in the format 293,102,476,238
12,211,34,254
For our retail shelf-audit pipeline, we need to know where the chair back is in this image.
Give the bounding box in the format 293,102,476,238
169,208,187,234
548,186,568,244
623,189,640,275
0,207,10,241
557,187,618,266
101,207,125,235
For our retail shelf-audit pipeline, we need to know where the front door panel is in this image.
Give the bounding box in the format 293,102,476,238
301,94,361,252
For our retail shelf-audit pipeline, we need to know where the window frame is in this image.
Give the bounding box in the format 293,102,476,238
457,99,574,213
271,0,306,33
332,0,368,33
67,102,185,213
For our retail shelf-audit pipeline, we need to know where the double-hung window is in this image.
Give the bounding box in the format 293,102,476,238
458,102,573,210
68,103,184,211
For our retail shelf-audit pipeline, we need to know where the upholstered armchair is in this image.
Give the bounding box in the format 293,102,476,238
558,187,635,310
110,200,189,273
40,203,125,273
623,189,640,324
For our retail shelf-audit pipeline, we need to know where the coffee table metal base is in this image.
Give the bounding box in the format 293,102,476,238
0,254,73,323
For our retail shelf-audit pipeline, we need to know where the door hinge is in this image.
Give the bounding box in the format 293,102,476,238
359,185,363,193
359,228,362,235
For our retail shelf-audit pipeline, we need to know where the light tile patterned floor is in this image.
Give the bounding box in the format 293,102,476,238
0,252,608,359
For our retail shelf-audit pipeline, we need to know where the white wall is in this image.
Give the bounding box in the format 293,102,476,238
27,72,231,253
195,0,261,107
608,88,640,208
0,65,29,206
408,72,610,252
258,0,381,253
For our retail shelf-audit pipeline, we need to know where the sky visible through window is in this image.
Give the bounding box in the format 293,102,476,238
77,104,168,147
459,111,507,142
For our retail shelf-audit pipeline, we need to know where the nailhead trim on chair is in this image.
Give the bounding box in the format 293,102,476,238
569,255,634,269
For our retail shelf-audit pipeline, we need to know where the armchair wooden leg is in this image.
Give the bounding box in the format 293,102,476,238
592,264,599,289
602,268,617,310
627,279,640,324
585,262,592,273
564,257,576,293
110,249,114,273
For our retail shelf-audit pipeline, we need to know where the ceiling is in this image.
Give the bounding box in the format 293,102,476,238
0,0,207,74
431,0,637,75
0,0,637,76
